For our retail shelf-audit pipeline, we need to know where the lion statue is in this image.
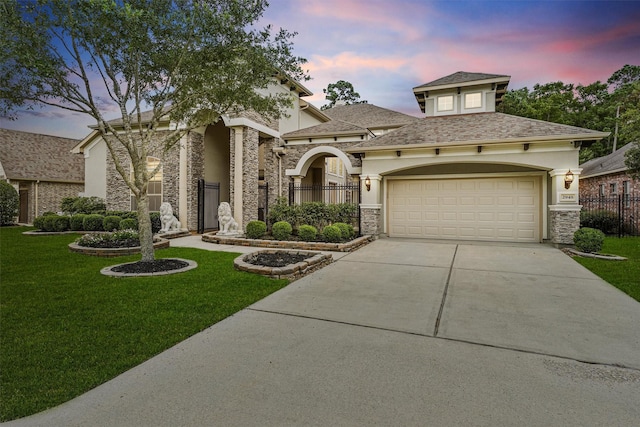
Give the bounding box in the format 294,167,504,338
159,202,181,233
217,202,239,235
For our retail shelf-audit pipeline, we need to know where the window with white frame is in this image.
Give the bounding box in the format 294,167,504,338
623,181,630,207
131,156,163,212
610,182,618,195
437,95,454,112
464,92,482,109
327,157,343,177
599,183,606,197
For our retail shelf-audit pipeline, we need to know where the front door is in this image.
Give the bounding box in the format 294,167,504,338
19,190,28,223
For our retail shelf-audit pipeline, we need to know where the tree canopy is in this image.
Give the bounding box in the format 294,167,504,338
497,65,640,164
0,0,308,261
321,80,368,110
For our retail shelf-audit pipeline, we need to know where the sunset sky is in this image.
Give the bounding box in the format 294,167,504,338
2,0,639,139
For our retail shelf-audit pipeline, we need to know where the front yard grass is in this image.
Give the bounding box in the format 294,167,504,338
0,226,288,422
574,236,640,302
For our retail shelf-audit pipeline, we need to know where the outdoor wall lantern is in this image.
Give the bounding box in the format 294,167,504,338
365,176,371,191
564,170,574,189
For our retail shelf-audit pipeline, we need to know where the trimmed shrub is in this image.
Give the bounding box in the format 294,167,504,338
0,181,19,225
70,214,87,231
60,196,106,215
272,221,292,241
40,214,69,232
333,222,354,240
246,220,267,239
103,215,122,232
83,214,105,231
322,225,342,243
298,224,318,241
149,212,162,234
574,227,605,253
119,218,138,230
33,216,46,230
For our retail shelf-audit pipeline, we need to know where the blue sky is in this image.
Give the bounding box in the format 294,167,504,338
2,0,639,139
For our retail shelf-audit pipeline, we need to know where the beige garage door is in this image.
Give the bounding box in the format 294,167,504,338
388,176,540,242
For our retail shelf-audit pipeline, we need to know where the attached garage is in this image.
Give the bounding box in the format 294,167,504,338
388,176,541,242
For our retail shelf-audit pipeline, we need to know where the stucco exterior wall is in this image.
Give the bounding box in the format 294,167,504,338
82,139,107,199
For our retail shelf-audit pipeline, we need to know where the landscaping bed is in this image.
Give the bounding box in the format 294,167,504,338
234,250,332,280
69,237,169,257
203,232,372,252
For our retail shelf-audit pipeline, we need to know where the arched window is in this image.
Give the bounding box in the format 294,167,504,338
131,157,163,211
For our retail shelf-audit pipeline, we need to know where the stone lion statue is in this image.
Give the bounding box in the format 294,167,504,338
218,202,239,235
159,202,181,233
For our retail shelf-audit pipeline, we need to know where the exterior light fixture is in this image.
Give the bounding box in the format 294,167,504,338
564,170,574,189
364,176,371,192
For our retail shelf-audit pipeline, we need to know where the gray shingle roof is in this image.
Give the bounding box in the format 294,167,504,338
580,143,634,178
414,71,510,89
281,103,420,139
347,113,609,151
0,128,84,183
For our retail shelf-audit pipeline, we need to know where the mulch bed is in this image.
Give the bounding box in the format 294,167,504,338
111,259,189,274
247,252,312,268
84,239,141,248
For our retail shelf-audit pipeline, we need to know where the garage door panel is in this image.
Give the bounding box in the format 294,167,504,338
389,176,540,242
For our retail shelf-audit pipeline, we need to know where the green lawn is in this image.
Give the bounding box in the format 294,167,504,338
0,227,287,422
574,236,640,302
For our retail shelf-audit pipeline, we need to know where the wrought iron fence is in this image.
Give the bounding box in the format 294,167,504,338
288,182,361,233
258,183,269,222
580,194,640,237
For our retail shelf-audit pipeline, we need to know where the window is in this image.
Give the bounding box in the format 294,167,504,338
327,157,343,177
610,182,618,195
599,184,606,197
437,95,454,112
131,156,163,211
623,181,630,207
464,92,482,109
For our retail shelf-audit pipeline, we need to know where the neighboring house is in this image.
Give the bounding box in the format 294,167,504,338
0,128,85,224
72,71,609,245
579,143,639,199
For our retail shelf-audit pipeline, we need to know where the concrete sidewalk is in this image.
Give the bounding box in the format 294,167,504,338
4,238,640,426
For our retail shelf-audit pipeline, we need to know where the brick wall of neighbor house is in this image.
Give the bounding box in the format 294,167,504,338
549,209,580,245
580,172,640,199
36,181,84,217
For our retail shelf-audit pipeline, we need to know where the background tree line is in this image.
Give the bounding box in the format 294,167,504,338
497,64,640,176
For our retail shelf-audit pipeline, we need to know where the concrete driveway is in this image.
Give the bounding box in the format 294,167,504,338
4,238,640,426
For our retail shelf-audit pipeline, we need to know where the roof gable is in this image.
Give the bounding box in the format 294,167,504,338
0,128,84,183
414,71,510,90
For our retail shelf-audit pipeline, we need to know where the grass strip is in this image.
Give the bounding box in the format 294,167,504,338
0,226,287,421
574,236,640,302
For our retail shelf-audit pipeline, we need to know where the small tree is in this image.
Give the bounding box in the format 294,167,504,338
321,80,368,110
1,0,308,262
0,181,19,225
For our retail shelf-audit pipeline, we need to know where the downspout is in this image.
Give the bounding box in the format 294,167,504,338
35,180,39,219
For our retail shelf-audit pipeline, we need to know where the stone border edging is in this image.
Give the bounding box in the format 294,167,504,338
68,238,170,257
203,233,373,252
101,258,198,277
234,250,332,281
567,248,627,261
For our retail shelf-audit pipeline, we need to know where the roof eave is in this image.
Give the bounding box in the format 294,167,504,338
580,168,628,179
413,76,511,93
284,130,367,141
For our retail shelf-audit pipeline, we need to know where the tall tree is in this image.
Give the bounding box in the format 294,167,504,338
321,80,367,110
1,0,308,262
621,82,640,179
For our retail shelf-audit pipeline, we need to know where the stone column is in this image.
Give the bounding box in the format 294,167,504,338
360,174,382,237
292,176,303,204
242,127,259,228
548,168,582,246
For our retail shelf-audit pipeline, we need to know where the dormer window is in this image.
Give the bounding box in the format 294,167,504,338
437,95,453,112
464,92,482,109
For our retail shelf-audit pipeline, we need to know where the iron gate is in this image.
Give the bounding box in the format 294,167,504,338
197,179,220,234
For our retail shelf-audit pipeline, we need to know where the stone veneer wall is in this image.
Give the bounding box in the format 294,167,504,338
242,127,260,227
187,131,205,231
282,142,362,172
261,136,283,207
360,207,381,237
549,208,580,245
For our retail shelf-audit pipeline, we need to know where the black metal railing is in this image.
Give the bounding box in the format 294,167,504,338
258,183,269,222
288,182,361,233
580,194,639,237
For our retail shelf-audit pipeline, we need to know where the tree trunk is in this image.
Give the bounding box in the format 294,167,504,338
136,193,155,262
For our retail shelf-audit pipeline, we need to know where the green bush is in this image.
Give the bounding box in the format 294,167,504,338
69,214,87,231
102,215,121,232
33,216,46,230
149,212,161,234
272,221,292,241
246,220,267,239
322,225,342,243
580,210,619,235
119,218,138,230
40,214,69,232
60,196,106,215
298,224,318,241
574,227,605,253
333,222,354,240
83,214,105,231
0,181,19,225
268,197,300,227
